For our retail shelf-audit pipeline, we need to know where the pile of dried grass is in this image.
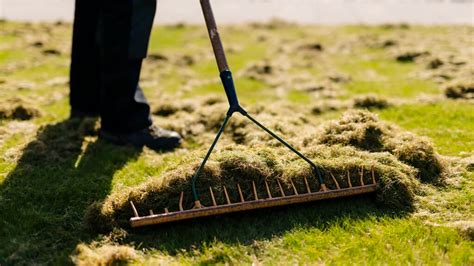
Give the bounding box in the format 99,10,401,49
155,99,446,183
152,99,197,117
315,110,446,183
239,61,284,83
444,81,474,99
73,244,138,266
311,100,348,115
85,144,418,232
0,102,41,120
353,95,391,110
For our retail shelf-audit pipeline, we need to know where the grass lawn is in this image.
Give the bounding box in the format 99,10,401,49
0,21,473,265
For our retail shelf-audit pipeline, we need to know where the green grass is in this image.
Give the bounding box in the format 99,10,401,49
345,79,439,98
0,21,473,265
0,49,27,64
135,215,471,265
378,101,474,155
287,90,312,104
335,53,440,98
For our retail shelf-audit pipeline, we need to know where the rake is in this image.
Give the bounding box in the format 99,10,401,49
129,0,377,228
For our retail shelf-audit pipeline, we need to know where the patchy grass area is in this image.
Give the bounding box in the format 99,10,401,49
0,20,473,265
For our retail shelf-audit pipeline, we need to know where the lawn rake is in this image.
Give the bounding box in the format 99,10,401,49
129,0,377,228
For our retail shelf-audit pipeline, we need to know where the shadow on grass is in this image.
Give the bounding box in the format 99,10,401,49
124,193,408,255
0,118,142,264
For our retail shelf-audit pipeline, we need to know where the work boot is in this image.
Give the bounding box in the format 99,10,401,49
99,125,182,151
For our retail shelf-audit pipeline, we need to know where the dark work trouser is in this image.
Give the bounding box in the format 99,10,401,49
70,0,156,133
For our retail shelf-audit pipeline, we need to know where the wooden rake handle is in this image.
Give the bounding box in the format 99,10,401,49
200,0,230,72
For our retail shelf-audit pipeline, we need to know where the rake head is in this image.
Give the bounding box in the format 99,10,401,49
130,167,377,228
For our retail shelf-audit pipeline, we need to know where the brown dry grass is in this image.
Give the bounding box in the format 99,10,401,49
0,98,42,121
73,244,138,266
444,80,474,100
314,110,446,183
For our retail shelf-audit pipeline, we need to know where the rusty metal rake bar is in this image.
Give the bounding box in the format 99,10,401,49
130,168,377,228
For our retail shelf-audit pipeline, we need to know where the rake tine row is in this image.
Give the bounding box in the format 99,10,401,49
130,167,377,219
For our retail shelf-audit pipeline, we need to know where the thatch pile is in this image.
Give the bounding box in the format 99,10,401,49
0,102,41,120
444,81,474,99
353,95,391,110
85,143,419,232
73,244,138,266
314,110,446,183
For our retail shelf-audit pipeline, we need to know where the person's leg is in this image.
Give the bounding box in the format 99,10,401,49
98,0,156,133
69,0,101,116
97,0,181,150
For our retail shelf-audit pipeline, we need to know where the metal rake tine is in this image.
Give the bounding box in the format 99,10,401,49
371,166,376,185
320,183,328,192
347,170,352,188
304,176,311,193
209,187,217,206
264,180,272,199
130,201,139,218
360,167,365,186
223,186,231,204
164,208,169,214
277,179,286,197
179,192,184,211
329,171,341,190
149,209,154,215
252,181,259,200
237,183,245,202
290,179,299,195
